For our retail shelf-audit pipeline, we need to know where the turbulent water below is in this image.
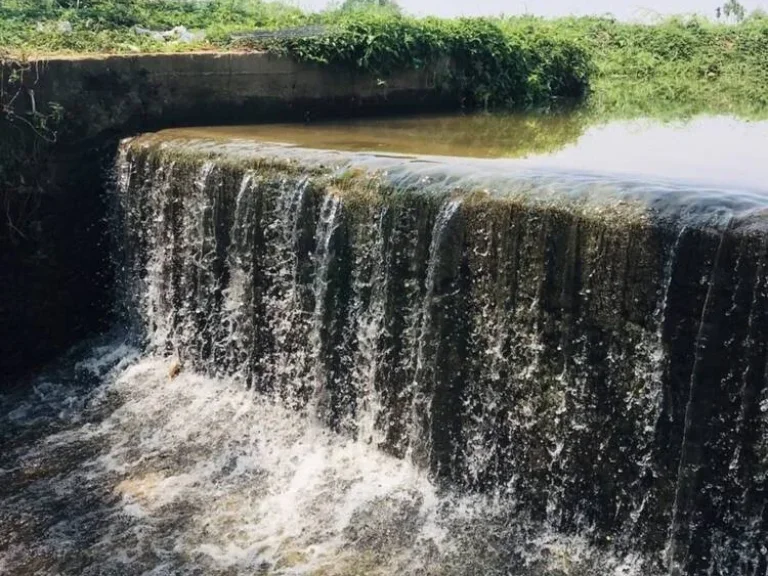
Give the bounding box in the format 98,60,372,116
0,338,644,576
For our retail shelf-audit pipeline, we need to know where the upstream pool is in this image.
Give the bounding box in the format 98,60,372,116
155,113,768,190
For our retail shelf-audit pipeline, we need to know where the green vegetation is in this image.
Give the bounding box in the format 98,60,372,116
0,0,308,52
509,15,768,118
252,16,591,108
2,0,768,117
0,1,590,110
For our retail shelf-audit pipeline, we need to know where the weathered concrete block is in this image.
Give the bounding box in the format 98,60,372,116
0,52,452,381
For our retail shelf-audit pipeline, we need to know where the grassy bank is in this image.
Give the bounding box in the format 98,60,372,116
512,16,768,117
0,1,591,110
2,1,768,117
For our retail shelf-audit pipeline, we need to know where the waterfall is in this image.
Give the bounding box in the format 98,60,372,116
110,138,768,575
310,194,344,421
349,208,390,444
407,199,463,473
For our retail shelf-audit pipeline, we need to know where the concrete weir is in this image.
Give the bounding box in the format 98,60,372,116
4,52,768,575
115,134,768,575
0,52,451,379
25,52,452,134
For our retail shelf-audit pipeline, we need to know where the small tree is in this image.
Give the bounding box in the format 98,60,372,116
722,0,747,22
339,0,402,15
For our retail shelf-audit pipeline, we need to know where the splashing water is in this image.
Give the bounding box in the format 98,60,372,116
0,339,644,576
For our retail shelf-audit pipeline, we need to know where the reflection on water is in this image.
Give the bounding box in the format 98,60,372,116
160,113,590,159
159,113,768,190
525,116,768,190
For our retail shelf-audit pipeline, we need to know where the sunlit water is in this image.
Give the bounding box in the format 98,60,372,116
0,338,644,575
160,114,768,191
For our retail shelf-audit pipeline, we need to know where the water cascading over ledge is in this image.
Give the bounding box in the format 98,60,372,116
115,135,768,575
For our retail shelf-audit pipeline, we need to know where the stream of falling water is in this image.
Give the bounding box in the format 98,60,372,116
0,337,646,576
9,132,768,575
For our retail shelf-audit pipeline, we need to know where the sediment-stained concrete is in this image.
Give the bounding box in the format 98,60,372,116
116,135,768,575
12,52,453,138
0,52,452,381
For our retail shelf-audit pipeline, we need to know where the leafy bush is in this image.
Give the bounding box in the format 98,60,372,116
543,16,768,116
0,1,591,110
242,15,591,109
0,1,309,52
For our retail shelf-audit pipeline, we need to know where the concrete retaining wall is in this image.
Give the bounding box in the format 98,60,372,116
17,52,453,139
0,52,452,382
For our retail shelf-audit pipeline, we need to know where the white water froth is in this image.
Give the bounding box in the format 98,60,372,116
0,341,647,575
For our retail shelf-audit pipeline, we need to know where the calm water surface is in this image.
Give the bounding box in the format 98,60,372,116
161,114,768,190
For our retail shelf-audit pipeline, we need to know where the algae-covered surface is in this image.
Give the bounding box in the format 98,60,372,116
132,112,768,218
5,109,768,576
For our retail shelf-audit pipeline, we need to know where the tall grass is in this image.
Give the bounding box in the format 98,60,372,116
245,14,592,109
503,16,768,117
0,1,592,110
0,0,310,52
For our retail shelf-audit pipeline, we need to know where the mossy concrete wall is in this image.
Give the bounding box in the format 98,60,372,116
0,52,452,383
17,52,452,137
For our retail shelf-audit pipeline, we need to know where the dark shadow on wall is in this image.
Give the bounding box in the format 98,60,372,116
1,139,117,384
0,53,460,387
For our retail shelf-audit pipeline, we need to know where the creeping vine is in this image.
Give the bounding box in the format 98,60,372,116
1,53,62,243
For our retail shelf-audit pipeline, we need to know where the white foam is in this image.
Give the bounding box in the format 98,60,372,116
0,341,652,575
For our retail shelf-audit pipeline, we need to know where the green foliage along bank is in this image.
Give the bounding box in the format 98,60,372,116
3,0,768,117
509,15,768,117
0,1,591,111
244,15,592,109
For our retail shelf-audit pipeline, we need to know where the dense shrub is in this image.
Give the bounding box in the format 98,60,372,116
0,1,590,110
507,15,768,116
248,15,591,108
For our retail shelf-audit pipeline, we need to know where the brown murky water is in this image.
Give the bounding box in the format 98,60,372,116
159,113,768,190
161,113,588,159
